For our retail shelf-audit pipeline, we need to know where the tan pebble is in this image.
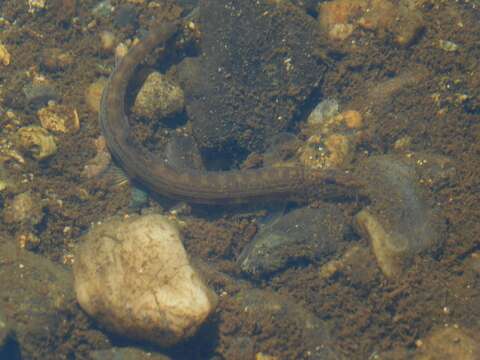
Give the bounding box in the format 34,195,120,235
73,214,218,347
329,23,354,41
99,31,116,55
37,103,80,133
85,78,107,114
342,110,363,128
18,232,41,250
87,20,97,30
132,71,185,119
256,353,278,360
16,126,57,160
115,42,129,62
0,42,11,66
393,136,411,152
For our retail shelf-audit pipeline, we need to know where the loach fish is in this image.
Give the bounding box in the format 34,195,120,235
99,20,361,204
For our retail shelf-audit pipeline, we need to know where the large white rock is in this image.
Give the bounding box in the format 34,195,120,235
73,214,217,347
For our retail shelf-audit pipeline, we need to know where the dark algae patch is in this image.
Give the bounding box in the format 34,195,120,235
0,0,480,359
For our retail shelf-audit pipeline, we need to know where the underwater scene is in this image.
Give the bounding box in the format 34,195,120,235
0,0,479,359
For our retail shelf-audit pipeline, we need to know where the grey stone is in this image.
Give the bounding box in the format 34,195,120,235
354,154,451,278
0,240,75,359
132,72,184,121
74,214,218,348
238,206,351,278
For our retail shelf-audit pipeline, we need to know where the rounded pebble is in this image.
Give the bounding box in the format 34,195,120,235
132,71,185,120
38,103,80,133
16,126,57,160
307,98,339,125
99,31,116,55
74,214,218,347
85,78,107,114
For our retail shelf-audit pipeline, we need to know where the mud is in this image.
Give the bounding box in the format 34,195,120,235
0,0,479,359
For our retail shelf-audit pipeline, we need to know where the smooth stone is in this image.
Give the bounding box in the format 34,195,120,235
85,78,107,114
132,72,184,120
307,98,340,125
74,214,218,347
354,154,451,278
238,206,351,278
15,126,58,160
0,240,74,359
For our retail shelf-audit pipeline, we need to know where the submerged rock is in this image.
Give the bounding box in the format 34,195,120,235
354,154,451,278
85,78,108,114
181,0,326,152
74,214,218,347
15,126,57,160
132,72,184,120
0,241,74,359
238,206,351,278
0,42,11,66
37,103,80,134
